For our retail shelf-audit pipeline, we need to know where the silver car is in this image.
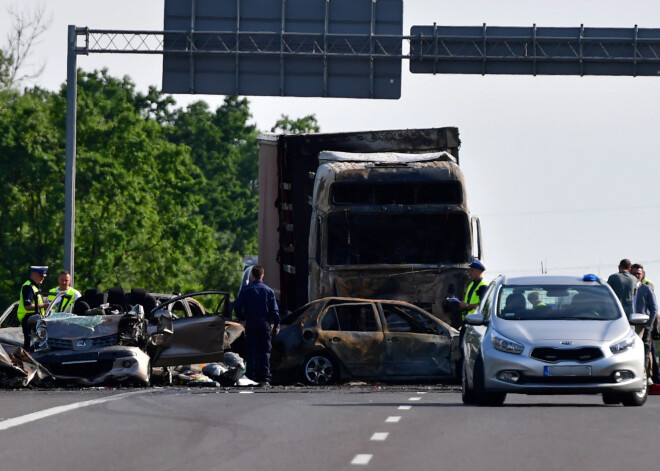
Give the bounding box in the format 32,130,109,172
461,274,649,406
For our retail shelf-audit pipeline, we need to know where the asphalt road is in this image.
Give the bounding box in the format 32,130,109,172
1,385,658,471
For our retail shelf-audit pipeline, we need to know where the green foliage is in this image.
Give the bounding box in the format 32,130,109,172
270,114,320,134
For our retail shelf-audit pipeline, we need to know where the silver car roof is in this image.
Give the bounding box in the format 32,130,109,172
499,275,603,286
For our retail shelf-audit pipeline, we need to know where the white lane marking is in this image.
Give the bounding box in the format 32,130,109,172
0,390,150,431
398,405,412,410
409,397,422,401
351,454,373,465
370,432,389,441
385,416,401,423
416,391,427,394
238,391,254,394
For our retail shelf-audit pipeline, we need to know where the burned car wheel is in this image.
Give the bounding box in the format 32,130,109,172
302,353,339,385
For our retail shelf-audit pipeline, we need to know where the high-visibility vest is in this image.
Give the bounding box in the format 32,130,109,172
48,287,80,311
463,279,486,316
17,280,43,322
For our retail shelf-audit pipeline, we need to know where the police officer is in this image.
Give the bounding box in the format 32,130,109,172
48,270,81,311
459,258,487,317
233,265,280,386
18,265,49,349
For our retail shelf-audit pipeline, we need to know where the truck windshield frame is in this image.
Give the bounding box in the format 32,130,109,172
326,211,471,266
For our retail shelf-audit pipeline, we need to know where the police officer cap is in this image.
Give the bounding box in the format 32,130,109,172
30,265,48,275
469,259,486,271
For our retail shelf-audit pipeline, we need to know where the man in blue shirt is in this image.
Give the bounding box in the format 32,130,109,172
233,265,280,386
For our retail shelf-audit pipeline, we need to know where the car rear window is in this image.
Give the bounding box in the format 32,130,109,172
497,285,621,321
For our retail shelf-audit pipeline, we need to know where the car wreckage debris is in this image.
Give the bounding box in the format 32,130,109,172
0,342,54,388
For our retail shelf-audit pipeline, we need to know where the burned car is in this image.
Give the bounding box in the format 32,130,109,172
271,297,460,385
0,290,244,387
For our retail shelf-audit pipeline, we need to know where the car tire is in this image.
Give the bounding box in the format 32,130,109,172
302,353,339,385
471,356,506,406
602,392,622,405
481,392,507,407
620,374,648,407
461,359,479,405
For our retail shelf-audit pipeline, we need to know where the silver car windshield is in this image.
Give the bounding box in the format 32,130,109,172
497,285,620,321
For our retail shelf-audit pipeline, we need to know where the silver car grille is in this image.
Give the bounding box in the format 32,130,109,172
47,334,119,350
530,347,604,363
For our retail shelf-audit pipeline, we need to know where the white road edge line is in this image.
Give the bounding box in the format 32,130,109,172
371,432,389,441
0,390,151,431
385,416,401,423
351,454,373,465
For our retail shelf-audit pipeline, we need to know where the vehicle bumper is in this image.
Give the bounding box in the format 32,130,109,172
34,346,151,386
482,343,646,394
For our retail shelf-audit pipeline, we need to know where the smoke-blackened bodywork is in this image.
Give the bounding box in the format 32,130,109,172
307,152,480,327
271,297,460,385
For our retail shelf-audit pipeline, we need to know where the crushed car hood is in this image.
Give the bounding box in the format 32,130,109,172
43,313,121,339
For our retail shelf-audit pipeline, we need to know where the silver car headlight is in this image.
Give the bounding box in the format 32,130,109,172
491,331,524,354
610,329,637,354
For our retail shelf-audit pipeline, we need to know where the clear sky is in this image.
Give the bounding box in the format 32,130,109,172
3,0,660,282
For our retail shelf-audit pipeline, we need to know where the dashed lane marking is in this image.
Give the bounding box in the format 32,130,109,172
0,390,151,431
351,454,373,465
370,432,389,441
398,405,412,410
409,397,422,401
385,416,401,423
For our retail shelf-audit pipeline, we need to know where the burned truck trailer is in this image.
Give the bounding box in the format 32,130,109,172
257,127,482,326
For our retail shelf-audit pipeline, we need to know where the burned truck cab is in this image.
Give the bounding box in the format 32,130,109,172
308,151,480,325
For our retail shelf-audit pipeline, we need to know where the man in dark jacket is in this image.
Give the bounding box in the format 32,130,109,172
233,266,280,386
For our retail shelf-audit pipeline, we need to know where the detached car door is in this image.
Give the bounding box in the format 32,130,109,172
380,302,454,377
151,292,227,367
317,302,384,378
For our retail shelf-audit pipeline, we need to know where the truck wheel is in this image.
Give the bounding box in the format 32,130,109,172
302,353,339,385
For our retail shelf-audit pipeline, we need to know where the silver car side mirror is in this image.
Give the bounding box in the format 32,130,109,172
464,313,486,326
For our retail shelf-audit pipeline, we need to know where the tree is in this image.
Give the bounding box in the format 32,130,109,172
166,96,260,257
0,2,50,89
270,114,320,134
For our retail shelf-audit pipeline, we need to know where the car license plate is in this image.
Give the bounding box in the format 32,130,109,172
544,365,591,376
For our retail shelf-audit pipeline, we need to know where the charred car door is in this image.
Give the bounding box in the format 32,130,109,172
149,291,228,367
380,302,454,377
317,302,384,378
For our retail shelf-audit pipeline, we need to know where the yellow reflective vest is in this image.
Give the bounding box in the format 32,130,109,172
48,287,79,311
463,279,486,317
17,280,44,323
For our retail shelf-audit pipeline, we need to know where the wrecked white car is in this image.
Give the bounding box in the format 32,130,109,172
0,290,244,387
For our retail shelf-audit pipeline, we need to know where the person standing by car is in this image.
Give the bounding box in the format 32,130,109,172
607,259,636,318
233,265,280,386
17,265,50,349
459,258,487,317
632,263,660,384
48,270,81,312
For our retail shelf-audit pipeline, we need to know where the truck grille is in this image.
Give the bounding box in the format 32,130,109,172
530,347,603,363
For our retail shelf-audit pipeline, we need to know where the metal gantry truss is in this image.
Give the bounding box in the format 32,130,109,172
74,25,660,76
